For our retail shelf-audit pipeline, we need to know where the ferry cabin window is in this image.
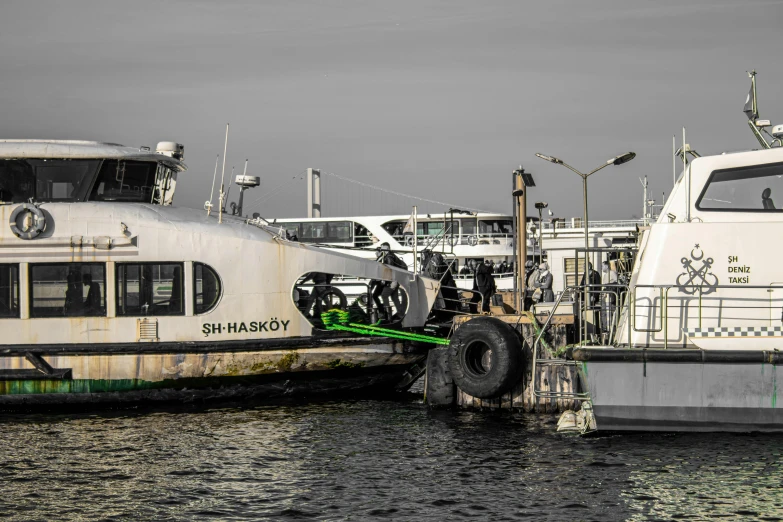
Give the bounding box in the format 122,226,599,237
354,222,374,247
300,222,326,241
194,263,222,314
89,160,159,203
0,265,19,318
420,221,445,236
460,219,477,236
479,219,513,236
281,223,300,239
30,263,106,318
116,263,184,316
697,162,783,211
298,221,353,243
381,220,405,237
0,159,100,203
328,221,352,242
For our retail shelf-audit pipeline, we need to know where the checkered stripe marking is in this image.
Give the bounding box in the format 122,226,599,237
684,326,783,338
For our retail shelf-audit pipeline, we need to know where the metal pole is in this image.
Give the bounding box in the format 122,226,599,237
672,135,676,188
237,159,248,216
583,174,589,345
208,154,219,216
538,207,544,267
218,123,229,224
412,206,418,275
515,172,527,312
511,173,518,310
683,127,689,222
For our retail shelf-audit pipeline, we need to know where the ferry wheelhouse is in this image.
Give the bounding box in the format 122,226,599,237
0,140,439,408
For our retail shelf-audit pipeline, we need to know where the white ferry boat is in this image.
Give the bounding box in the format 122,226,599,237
270,213,641,295
0,140,440,408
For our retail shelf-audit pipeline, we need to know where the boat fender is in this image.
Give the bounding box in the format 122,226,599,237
9,203,46,239
318,286,348,310
467,235,478,246
447,316,523,399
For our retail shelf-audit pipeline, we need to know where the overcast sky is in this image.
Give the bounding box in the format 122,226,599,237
2,0,782,220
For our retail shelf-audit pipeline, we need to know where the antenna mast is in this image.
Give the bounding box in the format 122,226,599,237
218,123,229,224
683,127,690,222
207,154,219,216
672,135,676,188
639,176,649,226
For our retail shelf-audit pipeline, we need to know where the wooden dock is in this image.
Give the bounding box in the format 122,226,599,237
425,313,581,413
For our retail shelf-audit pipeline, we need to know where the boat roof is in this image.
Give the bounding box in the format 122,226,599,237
0,140,187,171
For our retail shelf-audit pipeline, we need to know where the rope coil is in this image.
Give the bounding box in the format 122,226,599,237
320,309,450,345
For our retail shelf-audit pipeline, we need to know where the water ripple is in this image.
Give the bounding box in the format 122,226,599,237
0,393,782,520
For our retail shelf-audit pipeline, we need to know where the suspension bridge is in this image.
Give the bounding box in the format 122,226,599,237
237,168,496,218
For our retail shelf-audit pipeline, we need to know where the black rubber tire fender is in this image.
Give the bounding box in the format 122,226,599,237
447,316,523,399
319,287,348,310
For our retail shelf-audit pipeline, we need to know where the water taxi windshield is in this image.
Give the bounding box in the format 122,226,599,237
697,161,783,211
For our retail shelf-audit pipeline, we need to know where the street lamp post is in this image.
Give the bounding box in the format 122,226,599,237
512,187,525,312
535,151,636,343
535,202,548,266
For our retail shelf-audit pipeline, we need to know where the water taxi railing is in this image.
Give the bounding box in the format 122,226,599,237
630,284,783,349
539,219,644,230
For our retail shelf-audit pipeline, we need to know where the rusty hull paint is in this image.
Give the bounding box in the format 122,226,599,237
0,340,422,396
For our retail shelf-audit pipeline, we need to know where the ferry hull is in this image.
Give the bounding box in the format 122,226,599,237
0,336,425,409
572,349,783,432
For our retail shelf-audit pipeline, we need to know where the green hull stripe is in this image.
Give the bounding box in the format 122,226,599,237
0,378,168,396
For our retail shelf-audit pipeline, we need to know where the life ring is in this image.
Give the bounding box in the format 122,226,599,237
446,235,458,247
9,204,45,240
447,316,522,398
404,235,415,247
467,235,478,246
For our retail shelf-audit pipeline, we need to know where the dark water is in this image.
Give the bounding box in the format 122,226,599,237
2,387,783,521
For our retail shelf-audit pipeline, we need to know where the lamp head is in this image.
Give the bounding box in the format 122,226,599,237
535,201,549,210
535,153,562,164
609,152,636,166
512,189,525,197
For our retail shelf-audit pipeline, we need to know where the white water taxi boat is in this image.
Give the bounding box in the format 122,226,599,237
559,74,783,431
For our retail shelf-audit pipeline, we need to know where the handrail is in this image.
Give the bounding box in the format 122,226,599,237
540,219,644,230
631,286,666,333
436,285,486,317
630,283,783,349
531,285,590,400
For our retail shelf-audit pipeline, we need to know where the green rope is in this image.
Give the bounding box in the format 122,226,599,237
523,310,552,353
320,309,450,345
